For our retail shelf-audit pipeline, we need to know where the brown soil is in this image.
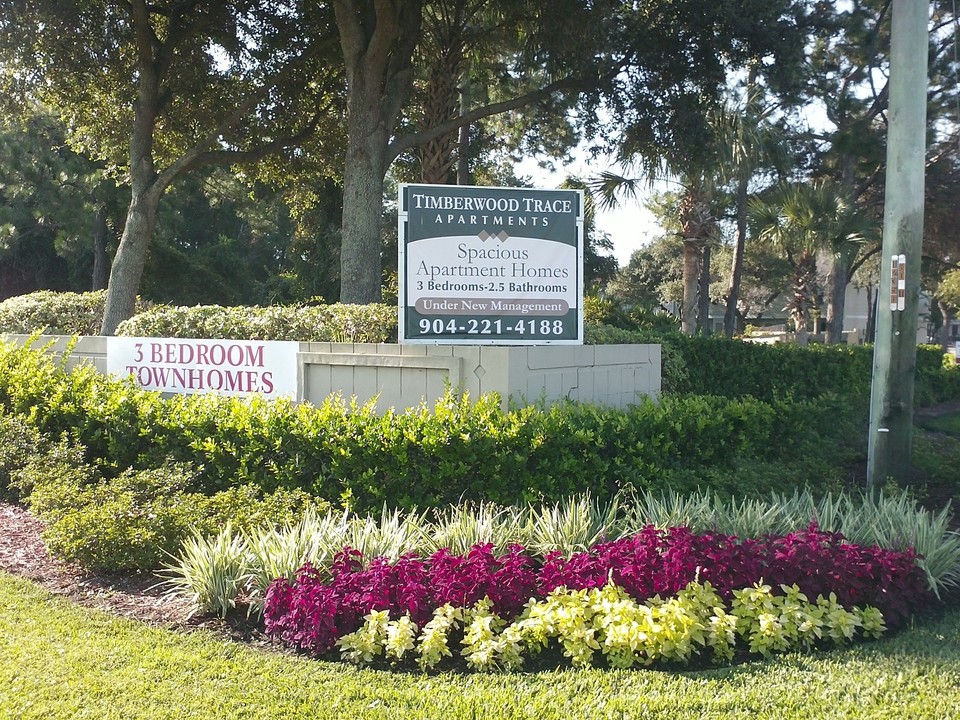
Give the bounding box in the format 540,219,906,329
0,501,267,644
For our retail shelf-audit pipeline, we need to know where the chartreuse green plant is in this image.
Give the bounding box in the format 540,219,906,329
336,581,887,672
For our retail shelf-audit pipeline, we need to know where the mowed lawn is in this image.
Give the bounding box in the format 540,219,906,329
1,574,959,720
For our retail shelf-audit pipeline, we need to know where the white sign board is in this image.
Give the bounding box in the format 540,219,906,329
398,184,584,344
107,337,298,398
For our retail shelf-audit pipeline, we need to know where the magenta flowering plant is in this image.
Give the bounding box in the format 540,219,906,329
754,524,928,627
264,524,935,657
429,543,538,617
264,544,540,654
537,524,930,627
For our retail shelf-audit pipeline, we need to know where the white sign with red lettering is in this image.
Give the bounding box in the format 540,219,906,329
107,337,298,398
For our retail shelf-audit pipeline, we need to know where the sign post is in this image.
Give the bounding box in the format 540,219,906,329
398,184,584,345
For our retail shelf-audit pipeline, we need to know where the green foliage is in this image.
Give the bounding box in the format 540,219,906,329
936,269,960,312
176,486,959,620
28,460,208,572
520,493,623,558
913,429,960,504
17,430,334,572
584,323,689,394
0,290,151,335
625,488,960,597
425,502,525,557
664,333,875,401
583,297,680,335
0,409,46,500
114,302,397,343
915,346,960,405
243,508,350,613
12,437,100,516
0,340,866,517
201,485,330,533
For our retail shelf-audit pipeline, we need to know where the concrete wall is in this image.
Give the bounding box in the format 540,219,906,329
5,335,660,412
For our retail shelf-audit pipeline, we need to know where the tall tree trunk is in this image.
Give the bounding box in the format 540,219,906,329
938,298,953,352
793,307,809,346
681,239,701,335
340,99,391,303
101,0,161,335
101,187,161,334
723,173,749,338
865,285,877,342
697,242,711,334
456,121,470,185
419,48,463,184
791,255,816,347
456,82,471,185
334,0,421,304
91,203,110,291
824,253,849,344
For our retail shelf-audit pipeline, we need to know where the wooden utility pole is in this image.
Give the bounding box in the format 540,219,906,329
866,0,929,491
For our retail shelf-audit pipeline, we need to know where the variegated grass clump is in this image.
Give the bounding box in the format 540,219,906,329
626,488,960,597
424,501,525,556
519,493,624,558
161,489,960,619
158,523,250,618
244,508,350,614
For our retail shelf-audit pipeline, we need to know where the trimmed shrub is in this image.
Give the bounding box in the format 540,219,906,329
0,341,864,512
0,410,47,501
19,436,332,572
115,303,398,343
0,290,151,335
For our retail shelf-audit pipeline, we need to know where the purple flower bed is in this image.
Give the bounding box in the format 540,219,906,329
264,523,933,656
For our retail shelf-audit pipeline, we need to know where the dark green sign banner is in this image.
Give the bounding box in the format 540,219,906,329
399,184,584,344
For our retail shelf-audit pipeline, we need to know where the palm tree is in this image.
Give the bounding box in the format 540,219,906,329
677,176,717,334
710,80,787,337
592,85,783,336
593,169,718,334
749,180,868,346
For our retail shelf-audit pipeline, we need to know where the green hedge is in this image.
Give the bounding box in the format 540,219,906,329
4,292,957,406
8,439,329,571
0,291,397,344
0,290,152,336
621,331,959,406
115,303,398,343
0,340,862,512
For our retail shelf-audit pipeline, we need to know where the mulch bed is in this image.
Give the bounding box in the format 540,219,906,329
0,501,268,644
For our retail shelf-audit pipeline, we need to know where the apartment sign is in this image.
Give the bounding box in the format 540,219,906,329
107,337,298,398
398,184,584,344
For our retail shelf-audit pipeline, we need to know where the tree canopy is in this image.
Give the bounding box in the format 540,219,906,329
2,0,958,343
